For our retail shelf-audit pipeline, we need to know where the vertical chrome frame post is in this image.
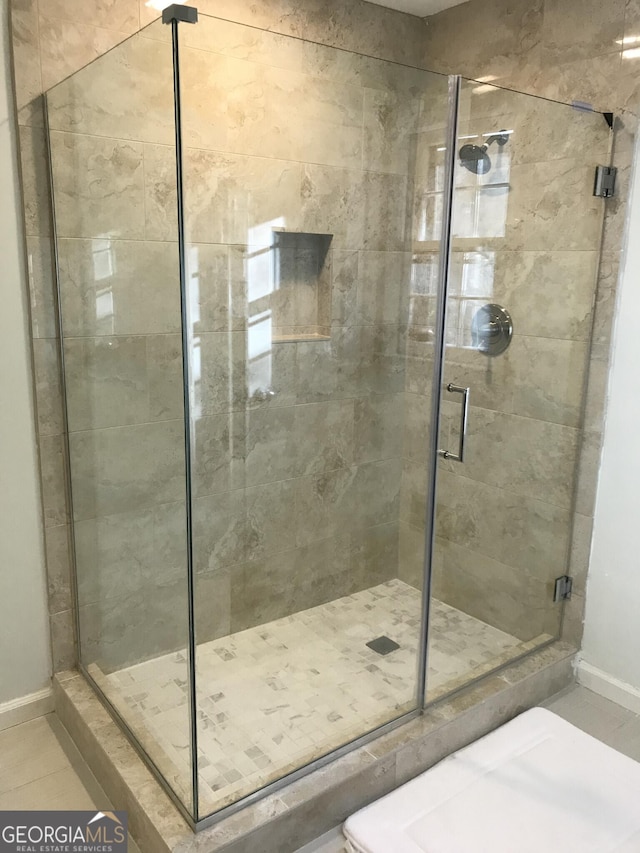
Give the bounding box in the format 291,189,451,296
417,75,461,708
167,13,200,821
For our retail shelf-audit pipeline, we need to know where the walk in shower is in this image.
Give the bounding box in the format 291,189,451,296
44,6,611,828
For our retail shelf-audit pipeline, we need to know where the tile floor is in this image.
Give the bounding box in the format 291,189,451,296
3,685,638,853
0,714,140,853
98,579,529,814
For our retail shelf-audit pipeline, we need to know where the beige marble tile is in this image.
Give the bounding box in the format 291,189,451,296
46,27,174,144
75,501,187,608
442,342,513,416
244,405,297,486
230,536,352,631
246,478,298,559
295,399,355,475
176,13,302,72
434,538,553,641
195,566,231,643
574,428,603,517
458,88,611,166
294,467,358,548
537,51,622,113
294,326,361,403
69,420,186,520
190,243,248,333
144,143,303,244
350,457,402,530
491,250,599,342
139,0,426,70
582,355,609,436
358,324,408,396
180,54,364,168
505,160,604,252
19,123,52,238
356,251,411,326
44,0,139,35
49,132,145,239
63,336,141,429
353,393,403,465
10,0,42,110
63,335,183,431
398,520,426,590
193,412,246,497
26,236,57,338
401,392,431,465
541,0,624,63
57,238,181,338
32,337,64,436
509,336,589,427
301,164,364,251
44,523,73,615
80,591,150,671
560,590,586,648
568,512,594,597
146,334,184,421
39,432,70,527
331,250,358,327
363,85,419,175
39,16,132,92
422,0,544,79
50,608,77,671
74,517,138,609
399,456,428,530
17,96,46,129
197,331,248,415
448,406,580,509
350,522,399,589
592,252,622,361
436,469,571,583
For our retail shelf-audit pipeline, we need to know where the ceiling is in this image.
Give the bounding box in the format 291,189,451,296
366,0,468,16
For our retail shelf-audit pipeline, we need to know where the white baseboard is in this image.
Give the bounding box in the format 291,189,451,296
0,686,54,732
577,660,640,715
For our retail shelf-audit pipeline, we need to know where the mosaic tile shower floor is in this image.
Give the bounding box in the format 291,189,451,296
96,579,539,814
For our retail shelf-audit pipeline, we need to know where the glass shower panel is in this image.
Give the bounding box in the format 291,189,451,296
175,14,451,817
426,80,611,702
46,20,195,813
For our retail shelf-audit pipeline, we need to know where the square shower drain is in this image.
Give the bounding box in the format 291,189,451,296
366,636,400,655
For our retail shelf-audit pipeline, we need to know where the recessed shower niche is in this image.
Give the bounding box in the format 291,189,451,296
271,230,332,342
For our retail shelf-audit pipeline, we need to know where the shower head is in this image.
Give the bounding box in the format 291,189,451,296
459,143,491,175
459,130,509,175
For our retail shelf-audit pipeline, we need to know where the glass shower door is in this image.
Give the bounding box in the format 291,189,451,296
174,14,453,821
425,79,611,702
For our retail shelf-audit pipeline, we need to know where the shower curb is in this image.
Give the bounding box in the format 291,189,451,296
53,643,576,853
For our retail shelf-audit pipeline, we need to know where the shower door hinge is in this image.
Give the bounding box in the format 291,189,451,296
554,575,573,602
594,165,617,198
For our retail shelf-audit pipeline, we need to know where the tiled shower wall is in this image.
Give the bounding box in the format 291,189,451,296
421,0,637,647
9,0,428,672
431,90,608,643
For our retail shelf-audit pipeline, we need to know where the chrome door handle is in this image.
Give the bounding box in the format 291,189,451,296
438,383,470,463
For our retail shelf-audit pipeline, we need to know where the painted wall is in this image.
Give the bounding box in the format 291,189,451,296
0,0,51,705
581,139,640,692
